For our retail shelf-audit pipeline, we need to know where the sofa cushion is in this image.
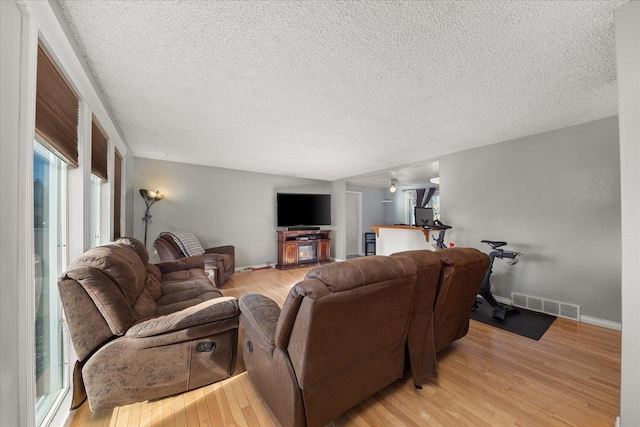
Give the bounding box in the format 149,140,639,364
67,243,147,308
145,264,163,300
156,268,224,315
132,288,157,320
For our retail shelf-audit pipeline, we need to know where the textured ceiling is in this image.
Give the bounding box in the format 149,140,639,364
57,1,626,183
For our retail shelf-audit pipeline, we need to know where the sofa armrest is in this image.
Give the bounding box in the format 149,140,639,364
126,297,238,338
238,294,281,346
155,256,205,274
205,245,234,256
202,253,222,286
203,253,228,264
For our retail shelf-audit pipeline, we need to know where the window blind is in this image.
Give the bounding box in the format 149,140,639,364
36,43,79,166
91,116,109,181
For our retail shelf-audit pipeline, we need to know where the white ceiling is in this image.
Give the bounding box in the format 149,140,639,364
57,1,626,184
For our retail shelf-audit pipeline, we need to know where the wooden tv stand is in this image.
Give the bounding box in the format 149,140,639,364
276,229,331,269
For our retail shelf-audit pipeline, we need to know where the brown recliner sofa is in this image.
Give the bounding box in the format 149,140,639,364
432,247,490,352
391,247,490,384
58,237,239,411
239,256,418,427
154,233,235,288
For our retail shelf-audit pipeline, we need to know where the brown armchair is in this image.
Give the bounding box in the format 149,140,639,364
239,256,417,427
153,232,235,288
58,237,239,411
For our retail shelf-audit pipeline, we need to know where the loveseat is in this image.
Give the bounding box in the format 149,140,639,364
239,256,418,427
58,237,239,411
154,233,235,288
239,247,489,426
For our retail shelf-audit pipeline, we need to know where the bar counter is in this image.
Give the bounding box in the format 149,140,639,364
370,225,435,256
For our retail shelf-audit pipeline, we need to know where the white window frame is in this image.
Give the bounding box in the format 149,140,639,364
12,2,130,426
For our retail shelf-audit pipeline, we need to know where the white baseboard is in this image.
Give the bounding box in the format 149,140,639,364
580,315,622,331
235,263,275,271
488,295,621,331
493,295,512,305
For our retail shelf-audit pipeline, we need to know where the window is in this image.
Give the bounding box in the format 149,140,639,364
90,116,108,246
34,141,68,426
406,190,440,225
34,41,77,426
90,175,101,247
431,194,441,221
113,150,122,239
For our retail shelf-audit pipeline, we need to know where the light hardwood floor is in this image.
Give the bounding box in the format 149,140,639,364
69,267,621,427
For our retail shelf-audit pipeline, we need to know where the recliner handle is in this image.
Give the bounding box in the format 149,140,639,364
196,341,217,352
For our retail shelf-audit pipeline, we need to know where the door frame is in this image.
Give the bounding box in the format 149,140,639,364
346,191,363,256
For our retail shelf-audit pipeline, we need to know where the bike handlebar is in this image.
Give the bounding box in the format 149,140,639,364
430,219,452,230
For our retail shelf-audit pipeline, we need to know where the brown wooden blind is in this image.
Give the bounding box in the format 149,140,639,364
113,149,123,239
91,116,109,181
36,43,79,166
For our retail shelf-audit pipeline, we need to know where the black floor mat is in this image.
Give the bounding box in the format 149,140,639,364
470,299,557,340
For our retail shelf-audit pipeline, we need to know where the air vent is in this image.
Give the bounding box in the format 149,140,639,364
511,292,580,320
560,303,580,320
512,294,527,307
528,297,543,312
544,300,560,316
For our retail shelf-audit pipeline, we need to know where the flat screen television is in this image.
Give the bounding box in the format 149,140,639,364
414,207,434,227
277,193,331,228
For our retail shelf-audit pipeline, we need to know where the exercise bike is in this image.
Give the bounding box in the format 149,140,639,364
431,220,452,250
417,218,452,250
477,240,522,321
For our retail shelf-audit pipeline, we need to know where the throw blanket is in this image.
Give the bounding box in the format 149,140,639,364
159,231,205,257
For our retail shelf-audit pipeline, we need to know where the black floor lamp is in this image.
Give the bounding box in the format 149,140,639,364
140,189,165,245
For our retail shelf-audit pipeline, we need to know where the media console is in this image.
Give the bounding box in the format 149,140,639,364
276,229,331,269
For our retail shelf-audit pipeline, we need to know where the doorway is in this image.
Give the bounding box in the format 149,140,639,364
346,191,363,258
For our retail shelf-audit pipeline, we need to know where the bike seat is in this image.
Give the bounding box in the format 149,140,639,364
481,240,507,249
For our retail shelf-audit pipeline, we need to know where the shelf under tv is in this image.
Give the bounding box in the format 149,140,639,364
276,229,331,269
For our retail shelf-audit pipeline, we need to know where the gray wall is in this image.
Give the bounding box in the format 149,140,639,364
134,158,332,267
384,188,407,225
440,116,621,322
345,184,387,234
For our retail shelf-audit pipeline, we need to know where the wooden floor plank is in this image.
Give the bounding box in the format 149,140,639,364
213,382,236,426
237,373,276,427
172,394,188,427
202,384,225,427
182,387,200,427
68,266,621,427
223,380,249,427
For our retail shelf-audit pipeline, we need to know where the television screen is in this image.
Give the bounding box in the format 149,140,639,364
277,193,331,227
415,207,434,227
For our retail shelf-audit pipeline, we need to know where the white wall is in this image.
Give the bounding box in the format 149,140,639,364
1,2,25,425
123,149,136,236
134,158,332,267
331,179,347,260
440,116,621,323
615,2,640,425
